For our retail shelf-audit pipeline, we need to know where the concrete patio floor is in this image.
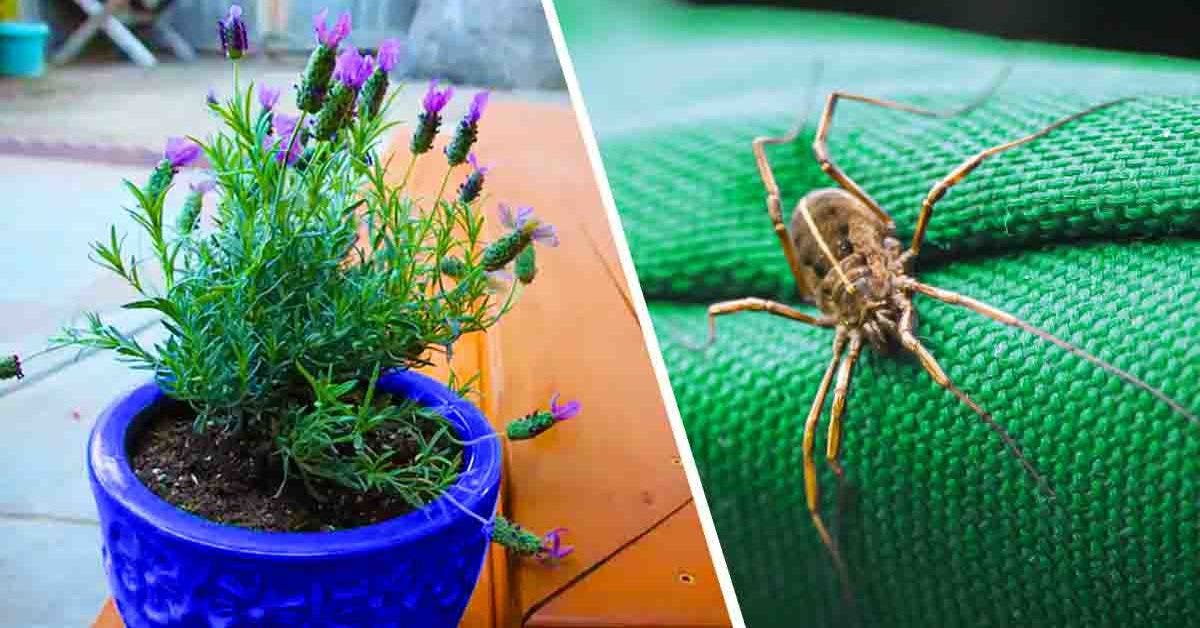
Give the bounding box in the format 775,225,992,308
0,53,567,628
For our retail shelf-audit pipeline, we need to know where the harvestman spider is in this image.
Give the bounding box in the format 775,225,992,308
701,84,1199,589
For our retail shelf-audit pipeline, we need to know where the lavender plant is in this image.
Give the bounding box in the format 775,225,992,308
16,5,577,558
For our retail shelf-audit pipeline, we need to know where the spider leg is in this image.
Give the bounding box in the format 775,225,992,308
699,297,835,349
752,62,824,296
905,279,1197,425
803,330,853,595
826,331,865,483
813,68,1010,229
897,302,1056,499
907,97,1132,258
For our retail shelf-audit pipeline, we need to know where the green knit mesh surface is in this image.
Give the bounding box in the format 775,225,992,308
555,2,1200,626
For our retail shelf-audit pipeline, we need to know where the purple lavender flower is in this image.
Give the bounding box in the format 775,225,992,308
298,9,345,113
258,85,281,111
376,38,402,73
423,79,454,114
266,112,304,165
504,391,579,440
466,91,490,124
445,90,489,166
164,137,201,169
457,153,489,204
313,8,352,47
206,88,219,107
482,204,558,271
485,269,513,293
332,48,373,90
468,152,490,177
410,79,453,155
217,5,248,60
539,528,573,561
498,205,559,247
147,137,200,198
549,394,582,422
189,178,217,195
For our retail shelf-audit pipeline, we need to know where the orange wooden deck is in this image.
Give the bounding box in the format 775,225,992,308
93,101,731,627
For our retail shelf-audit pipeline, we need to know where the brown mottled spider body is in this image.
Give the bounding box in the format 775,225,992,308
791,188,906,353
699,81,1198,600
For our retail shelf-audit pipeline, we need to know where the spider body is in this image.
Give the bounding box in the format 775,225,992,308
791,188,905,353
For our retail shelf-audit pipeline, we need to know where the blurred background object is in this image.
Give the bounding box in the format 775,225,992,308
0,20,49,77
27,0,565,87
689,0,1199,59
407,0,566,89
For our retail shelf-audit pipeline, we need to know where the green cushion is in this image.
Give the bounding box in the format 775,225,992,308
556,1,1200,626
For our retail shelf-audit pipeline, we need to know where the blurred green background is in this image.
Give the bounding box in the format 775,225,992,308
554,1,1200,626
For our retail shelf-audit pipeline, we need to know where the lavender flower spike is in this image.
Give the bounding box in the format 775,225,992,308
423,79,454,114
358,39,400,119
504,391,581,440
179,178,215,234
549,393,582,421
1,354,23,381
313,49,374,139
515,246,537,284
490,515,546,557
165,137,201,169
332,48,373,90
540,528,574,562
146,137,200,199
297,9,348,113
189,178,217,195
266,112,304,165
445,90,488,165
457,152,489,204
498,205,559,247
482,205,558,272
314,9,352,47
377,38,402,73
217,5,248,60
258,85,281,111
410,79,454,155
466,91,490,124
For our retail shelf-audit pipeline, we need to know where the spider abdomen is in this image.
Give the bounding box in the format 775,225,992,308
789,187,907,351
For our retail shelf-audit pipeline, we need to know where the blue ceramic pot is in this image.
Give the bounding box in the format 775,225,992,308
88,369,501,627
0,22,49,78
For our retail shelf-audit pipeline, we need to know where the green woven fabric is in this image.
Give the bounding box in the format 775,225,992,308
556,2,1200,626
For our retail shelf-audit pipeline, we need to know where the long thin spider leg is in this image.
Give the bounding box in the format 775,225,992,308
826,331,864,612
803,331,853,596
753,61,824,295
692,297,834,350
907,97,1132,258
826,332,864,483
813,67,1011,228
898,304,1056,499
906,279,1198,425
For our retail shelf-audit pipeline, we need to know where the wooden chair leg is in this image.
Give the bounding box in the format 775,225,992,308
54,0,157,68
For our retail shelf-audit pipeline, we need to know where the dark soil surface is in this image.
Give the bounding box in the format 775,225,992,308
130,398,458,532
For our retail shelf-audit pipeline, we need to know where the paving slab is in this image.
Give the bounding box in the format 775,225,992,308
0,323,166,521
0,155,182,347
0,518,107,628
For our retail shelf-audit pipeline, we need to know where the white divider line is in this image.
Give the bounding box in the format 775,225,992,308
538,1,748,625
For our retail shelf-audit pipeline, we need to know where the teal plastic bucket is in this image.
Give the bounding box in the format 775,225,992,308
0,21,50,77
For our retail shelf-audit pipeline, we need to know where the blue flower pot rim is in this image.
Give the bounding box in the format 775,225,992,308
88,368,502,559
0,22,50,37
